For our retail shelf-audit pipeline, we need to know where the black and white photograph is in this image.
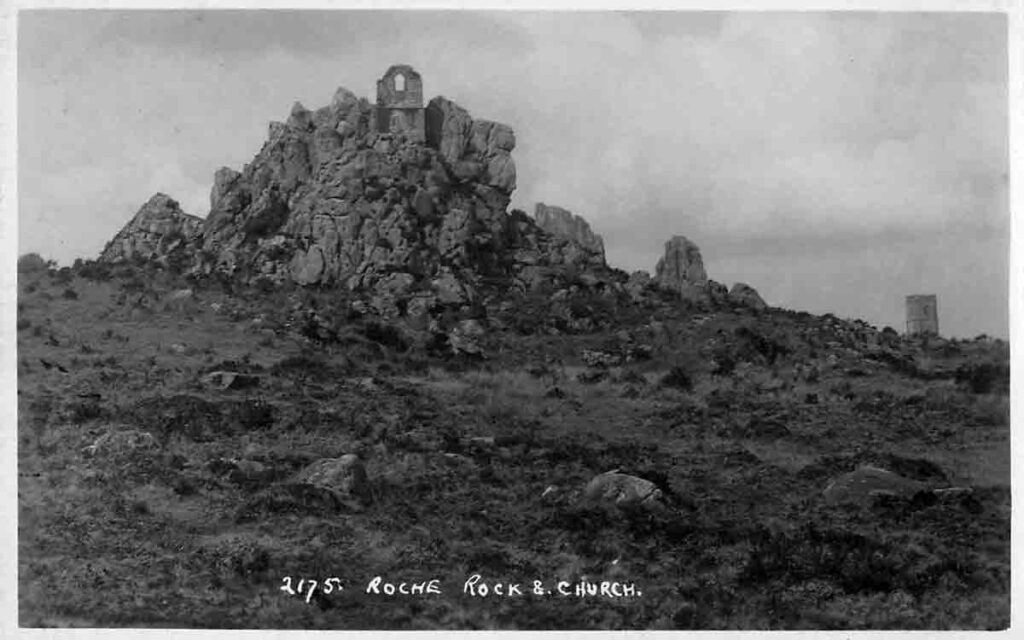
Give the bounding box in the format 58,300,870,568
5,2,1017,631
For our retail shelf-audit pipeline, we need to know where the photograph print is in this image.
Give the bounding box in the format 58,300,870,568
12,6,1013,630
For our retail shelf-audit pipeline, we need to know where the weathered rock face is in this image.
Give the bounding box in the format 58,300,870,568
654,235,708,293
99,193,203,263
101,78,616,317
625,271,651,301
730,282,767,309
534,203,605,265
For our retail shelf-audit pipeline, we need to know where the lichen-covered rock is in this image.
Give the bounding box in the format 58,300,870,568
583,471,663,511
654,235,708,292
730,282,767,309
449,318,485,357
534,203,605,265
291,454,372,507
100,82,563,310
97,69,761,330
201,370,261,391
822,465,926,505
99,194,202,263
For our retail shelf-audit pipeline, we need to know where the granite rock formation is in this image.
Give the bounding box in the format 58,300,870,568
534,203,606,266
99,193,203,264
102,81,611,317
98,70,770,322
730,282,767,309
654,235,708,293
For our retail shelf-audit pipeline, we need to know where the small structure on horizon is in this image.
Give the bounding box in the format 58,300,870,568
905,294,939,336
373,64,425,140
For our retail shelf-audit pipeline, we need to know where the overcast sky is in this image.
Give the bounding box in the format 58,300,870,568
17,10,1009,338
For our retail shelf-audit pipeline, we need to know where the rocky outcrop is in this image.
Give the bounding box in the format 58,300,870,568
654,235,707,293
98,69,771,327
730,282,767,309
101,77,618,318
625,271,651,301
99,193,202,264
534,203,605,265
425,97,517,193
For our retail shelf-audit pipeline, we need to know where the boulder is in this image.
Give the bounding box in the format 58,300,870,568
290,454,372,508
583,470,663,511
654,235,708,293
202,370,261,391
822,465,926,505
534,203,606,264
730,282,767,309
99,193,203,263
449,318,485,358
163,288,196,312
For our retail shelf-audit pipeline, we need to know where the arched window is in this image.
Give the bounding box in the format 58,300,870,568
394,73,406,92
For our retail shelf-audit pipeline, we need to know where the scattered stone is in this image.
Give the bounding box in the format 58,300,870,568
581,348,622,368
83,428,159,458
823,465,926,505
449,319,485,358
172,475,200,497
202,370,261,391
933,486,973,499
208,458,271,485
164,288,195,310
583,471,663,511
626,344,654,362
442,452,473,466
291,454,372,508
577,369,609,384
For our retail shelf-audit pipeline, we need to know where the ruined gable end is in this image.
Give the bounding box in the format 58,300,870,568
373,64,425,141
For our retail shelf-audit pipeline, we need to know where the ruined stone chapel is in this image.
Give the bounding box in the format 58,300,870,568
373,64,425,140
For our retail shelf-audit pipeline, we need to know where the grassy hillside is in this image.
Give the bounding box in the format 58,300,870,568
17,261,1010,629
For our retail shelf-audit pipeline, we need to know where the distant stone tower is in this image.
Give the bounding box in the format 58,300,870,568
373,64,425,140
905,294,939,336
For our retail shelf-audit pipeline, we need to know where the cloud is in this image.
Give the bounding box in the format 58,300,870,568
16,10,1008,337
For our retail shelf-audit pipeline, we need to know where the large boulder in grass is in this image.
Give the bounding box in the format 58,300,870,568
822,465,927,505
290,454,372,508
583,470,663,511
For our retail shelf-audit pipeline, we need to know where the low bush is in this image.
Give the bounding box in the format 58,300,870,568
660,366,694,391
